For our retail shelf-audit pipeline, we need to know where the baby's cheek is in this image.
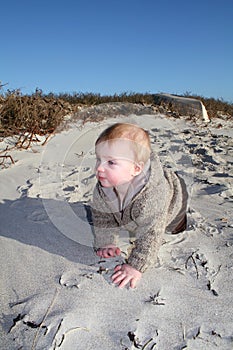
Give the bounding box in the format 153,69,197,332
108,173,119,186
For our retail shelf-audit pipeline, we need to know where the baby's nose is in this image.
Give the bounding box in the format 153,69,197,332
96,162,105,172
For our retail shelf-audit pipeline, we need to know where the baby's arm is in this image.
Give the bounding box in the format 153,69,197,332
92,185,120,253
96,244,121,258
127,220,166,273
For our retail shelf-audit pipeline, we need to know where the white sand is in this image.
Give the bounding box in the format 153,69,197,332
1,109,233,349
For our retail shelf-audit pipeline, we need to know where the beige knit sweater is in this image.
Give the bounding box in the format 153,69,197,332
91,153,185,273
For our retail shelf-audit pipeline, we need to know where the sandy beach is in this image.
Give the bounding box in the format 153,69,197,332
1,105,233,349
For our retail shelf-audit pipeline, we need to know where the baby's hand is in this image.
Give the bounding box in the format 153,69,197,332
112,264,142,289
96,245,121,258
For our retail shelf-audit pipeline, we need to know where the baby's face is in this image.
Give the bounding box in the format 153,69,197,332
95,140,141,188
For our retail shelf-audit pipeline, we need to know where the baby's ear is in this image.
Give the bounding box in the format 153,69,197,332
133,162,144,176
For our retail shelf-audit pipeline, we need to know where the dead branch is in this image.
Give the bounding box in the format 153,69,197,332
185,252,199,279
0,153,15,168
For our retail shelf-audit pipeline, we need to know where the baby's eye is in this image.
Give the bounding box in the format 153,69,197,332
108,160,116,166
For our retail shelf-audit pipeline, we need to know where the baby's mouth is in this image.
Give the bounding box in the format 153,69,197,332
98,176,106,181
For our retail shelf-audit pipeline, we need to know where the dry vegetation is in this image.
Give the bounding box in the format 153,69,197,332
0,85,232,165
0,89,72,138
0,86,232,139
182,92,233,119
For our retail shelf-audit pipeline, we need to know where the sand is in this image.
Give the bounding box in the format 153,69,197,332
0,106,233,349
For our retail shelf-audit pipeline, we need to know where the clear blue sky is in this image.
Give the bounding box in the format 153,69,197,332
1,0,233,102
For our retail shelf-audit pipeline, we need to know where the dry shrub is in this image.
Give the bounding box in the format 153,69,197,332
182,93,233,119
0,89,72,137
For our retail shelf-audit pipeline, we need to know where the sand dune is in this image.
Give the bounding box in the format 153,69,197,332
0,107,233,349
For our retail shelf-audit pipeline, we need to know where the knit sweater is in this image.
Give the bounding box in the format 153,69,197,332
91,153,186,273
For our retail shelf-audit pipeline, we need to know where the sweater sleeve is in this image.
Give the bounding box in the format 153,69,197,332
127,206,167,273
91,185,119,250
126,174,172,273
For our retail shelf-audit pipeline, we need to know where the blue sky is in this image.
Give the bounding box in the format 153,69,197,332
1,0,233,102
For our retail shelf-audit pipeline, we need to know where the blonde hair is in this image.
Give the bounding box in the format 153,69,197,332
95,123,151,163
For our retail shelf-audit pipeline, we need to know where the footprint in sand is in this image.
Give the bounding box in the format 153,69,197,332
59,271,81,289
80,173,96,186
17,181,33,197
182,325,233,349
27,209,49,223
170,247,221,296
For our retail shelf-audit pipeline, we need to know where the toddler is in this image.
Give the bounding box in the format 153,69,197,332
91,123,187,288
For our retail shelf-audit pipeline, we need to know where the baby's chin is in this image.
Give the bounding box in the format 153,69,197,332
98,177,130,188
98,178,113,187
